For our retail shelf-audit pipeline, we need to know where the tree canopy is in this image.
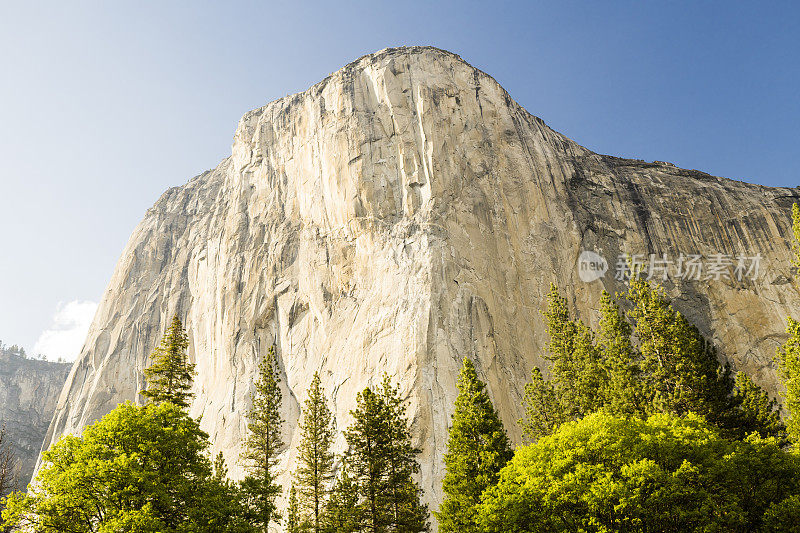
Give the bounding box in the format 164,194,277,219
0,402,250,532
479,412,800,532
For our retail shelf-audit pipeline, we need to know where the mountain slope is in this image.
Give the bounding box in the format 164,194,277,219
0,346,69,489
39,47,800,514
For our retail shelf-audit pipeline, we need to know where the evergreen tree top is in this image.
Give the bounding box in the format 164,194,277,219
142,315,195,409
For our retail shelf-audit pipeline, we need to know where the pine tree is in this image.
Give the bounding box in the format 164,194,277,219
730,372,786,442
142,315,195,408
520,367,562,442
142,315,195,409
625,275,737,427
345,386,390,533
295,372,335,533
778,318,800,445
286,485,303,533
597,290,644,417
542,284,604,418
240,345,284,532
380,376,429,533
323,463,359,533
213,452,228,484
437,358,513,533
523,283,775,441
520,285,603,440
344,377,429,533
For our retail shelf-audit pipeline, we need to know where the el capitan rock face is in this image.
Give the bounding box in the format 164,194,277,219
39,47,800,515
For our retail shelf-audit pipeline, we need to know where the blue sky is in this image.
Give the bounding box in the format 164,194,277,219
1,1,798,360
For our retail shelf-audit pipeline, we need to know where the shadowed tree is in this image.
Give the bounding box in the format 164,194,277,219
344,376,428,533
323,463,359,533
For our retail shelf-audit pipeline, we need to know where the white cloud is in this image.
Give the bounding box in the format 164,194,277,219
34,300,98,362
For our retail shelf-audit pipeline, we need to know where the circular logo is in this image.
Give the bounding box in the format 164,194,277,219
578,250,608,282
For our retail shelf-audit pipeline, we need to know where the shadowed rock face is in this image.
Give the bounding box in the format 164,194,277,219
38,47,800,514
0,348,69,489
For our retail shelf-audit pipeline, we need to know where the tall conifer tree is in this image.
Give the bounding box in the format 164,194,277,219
345,386,390,533
625,275,736,424
380,376,429,533
142,315,195,408
240,345,284,532
731,372,786,441
295,372,335,533
286,485,302,533
597,290,644,417
542,284,604,417
520,367,562,442
778,318,800,445
323,463,359,533
344,376,428,533
522,282,780,441
437,358,512,533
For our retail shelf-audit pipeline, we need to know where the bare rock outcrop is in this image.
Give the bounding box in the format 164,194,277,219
38,47,800,516
0,347,69,489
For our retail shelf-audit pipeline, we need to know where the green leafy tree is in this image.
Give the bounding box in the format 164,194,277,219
478,412,800,532
778,317,800,445
0,402,251,532
142,315,196,408
437,358,513,532
295,372,335,533
777,202,800,446
323,463,359,533
344,376,429,533
240,345,284,532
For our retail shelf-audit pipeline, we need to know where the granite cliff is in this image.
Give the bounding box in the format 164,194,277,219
0,346,69,489
38,47,800,515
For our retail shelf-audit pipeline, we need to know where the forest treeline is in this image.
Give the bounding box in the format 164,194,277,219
3,206,800,532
